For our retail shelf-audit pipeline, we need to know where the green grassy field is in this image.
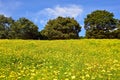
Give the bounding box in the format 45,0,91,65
0,39,120,80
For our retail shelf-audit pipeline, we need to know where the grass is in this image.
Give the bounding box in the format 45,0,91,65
0,39,120,80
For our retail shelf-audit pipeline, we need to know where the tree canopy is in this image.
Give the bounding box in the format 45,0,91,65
0,15,14,39
0,15,39,39
84,10,117,39
41,16,81,39
9,18,39,39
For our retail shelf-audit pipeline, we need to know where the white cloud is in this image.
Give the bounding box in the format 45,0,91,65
40,5,83,18
33,4,83,29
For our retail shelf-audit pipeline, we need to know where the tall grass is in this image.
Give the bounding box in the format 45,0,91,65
0,39,120,80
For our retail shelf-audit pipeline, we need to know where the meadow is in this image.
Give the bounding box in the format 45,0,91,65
0,39,120,80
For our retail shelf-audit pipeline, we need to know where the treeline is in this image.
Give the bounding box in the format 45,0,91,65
0,16,39,39
0,10,120,39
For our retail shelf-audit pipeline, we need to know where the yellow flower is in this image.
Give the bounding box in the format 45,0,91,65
50,66,53,69
86,74,90,77
65,78,69,80
71,76,76,79
101,69,105,73
113,60,118,63
81,76,85,79
0,75,5,78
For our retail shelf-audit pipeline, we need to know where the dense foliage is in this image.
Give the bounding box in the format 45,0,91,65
0,10,120,39
9,18,39,39
0,15,14,39
41,17,81,39
0,15,39,39
84,10,117,39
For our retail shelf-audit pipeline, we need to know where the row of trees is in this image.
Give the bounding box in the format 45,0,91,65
0,15,39,39
0,10,120,39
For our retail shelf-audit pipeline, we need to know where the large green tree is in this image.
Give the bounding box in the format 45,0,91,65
9,17,39,39
41,16,81,40
0,15,14,39
84,10,117,39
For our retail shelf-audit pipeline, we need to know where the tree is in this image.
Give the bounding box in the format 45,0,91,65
84,10,117,39
41,16,81,40
112,20,120,39
9,17,39,39
0,15,14,39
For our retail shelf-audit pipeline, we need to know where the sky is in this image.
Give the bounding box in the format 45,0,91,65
0,0,120,36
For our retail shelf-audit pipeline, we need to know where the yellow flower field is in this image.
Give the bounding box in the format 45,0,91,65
0,39,120,80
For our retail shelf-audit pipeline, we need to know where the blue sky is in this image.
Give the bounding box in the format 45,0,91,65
0,0,120,36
